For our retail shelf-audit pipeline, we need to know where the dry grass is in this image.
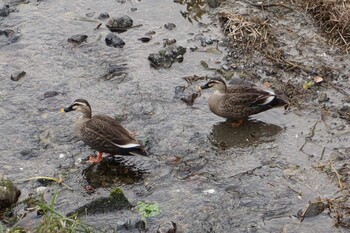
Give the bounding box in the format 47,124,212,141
219,11,276,50
301,0,350,53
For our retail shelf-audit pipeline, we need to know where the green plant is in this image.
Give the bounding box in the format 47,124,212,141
136,201,161,218
34,192,91,233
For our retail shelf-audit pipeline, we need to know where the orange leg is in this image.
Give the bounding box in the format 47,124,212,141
230,119,244,127
88,152,104,163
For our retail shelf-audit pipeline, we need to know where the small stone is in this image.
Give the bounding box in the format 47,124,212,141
130,7,137,12
222,64,230,71
85,12,95,17
0,4,10,17
207,0,220,8
11,71,26,81
157,221,177,233
203,189,216,194
67,34,88,44
318,92,329,103
36,186,47,194
105,32,125,48
106,15,133,29
43,91,60,99
0,176,21,210
59,153,65,159
138,36,152,43
98,12,109,20
164,23,176,30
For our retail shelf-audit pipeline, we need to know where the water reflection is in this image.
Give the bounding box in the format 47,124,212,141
175,0,207,23
83,157,145,188
208,119,283,149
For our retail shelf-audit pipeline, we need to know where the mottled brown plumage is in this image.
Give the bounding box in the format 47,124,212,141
200,77,288,121
62,99,148,162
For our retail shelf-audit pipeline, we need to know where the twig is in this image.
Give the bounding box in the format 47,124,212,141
329,161,343,190
299,119,319,151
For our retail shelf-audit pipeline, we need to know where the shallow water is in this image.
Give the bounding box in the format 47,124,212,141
1,0,350,232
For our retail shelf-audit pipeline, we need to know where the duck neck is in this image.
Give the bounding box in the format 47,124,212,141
82,109,92,119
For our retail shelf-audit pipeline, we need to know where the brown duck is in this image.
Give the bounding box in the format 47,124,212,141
62,99,148,163
199,77,288,126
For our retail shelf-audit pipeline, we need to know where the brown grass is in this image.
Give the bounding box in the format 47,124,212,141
301,0,350,53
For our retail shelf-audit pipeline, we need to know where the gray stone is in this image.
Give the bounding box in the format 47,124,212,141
105,32,125,48
106,15,133,29
0,176,21,209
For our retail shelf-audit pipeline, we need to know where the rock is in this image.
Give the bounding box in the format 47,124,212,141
164,23,176,30
69,187,132,216
0,4,10,17
318,92,329,103
130,7,137,12
67,34,88,44
157,221,177,233
138,35,152,43
0,29,21,44
11,70,26,81
207,0,220,8
106,15,133,29
43,90,60,99
105,32,125,48
98,12,109,20
0,176,21,210
148,45,186,69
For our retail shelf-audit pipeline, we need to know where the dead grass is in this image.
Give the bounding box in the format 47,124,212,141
300,0,350,53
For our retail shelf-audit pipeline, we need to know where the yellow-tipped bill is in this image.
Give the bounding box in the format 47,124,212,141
60,108,65,112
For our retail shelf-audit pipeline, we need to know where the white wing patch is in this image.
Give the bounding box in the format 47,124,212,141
117,143,140,148
261,95,276,105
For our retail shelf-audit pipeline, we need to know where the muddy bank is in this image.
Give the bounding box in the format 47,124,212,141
0,0,350,232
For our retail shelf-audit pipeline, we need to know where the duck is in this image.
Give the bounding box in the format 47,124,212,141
199,77,288,126
61,99,148,163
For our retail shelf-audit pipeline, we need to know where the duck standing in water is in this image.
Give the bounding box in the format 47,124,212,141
199,77,288,126
61,99,148,163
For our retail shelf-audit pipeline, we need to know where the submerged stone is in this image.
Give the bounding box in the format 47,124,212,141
0,4,10,17
106,15,133,29
105,32,125,48
157,221,177,233
69,187,132,216
67,34,88,44
98,12,109,20
164,23,176,30
0,176,21,210
148,45,186,69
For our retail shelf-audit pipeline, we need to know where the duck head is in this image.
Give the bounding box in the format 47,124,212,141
200,77,227,93
62,99,92,118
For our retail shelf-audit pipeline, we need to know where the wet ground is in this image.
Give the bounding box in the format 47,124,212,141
1,0,350,232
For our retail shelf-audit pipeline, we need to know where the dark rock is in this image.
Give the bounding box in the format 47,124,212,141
0,176,21,210
145,30,156,36
138,36,152,43
207,0,220,8
317,92,329,103
44,91,60,98
163,38,176,47
130,7,137,12
20,148,39,159
0,29,21,44
106,15,133,29
67,34,88,44
148,45,186,69
11,70,26,81
157,221,177,233
98,12,109,20
69,187,132,216
164,23,176,30
0,4,10,17
105,32,125,48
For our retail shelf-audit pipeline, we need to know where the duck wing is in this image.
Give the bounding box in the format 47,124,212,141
82,115,142,152
226,85,275,107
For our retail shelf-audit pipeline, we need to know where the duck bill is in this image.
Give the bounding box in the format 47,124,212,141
62,105,75,112
199,83,211,90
